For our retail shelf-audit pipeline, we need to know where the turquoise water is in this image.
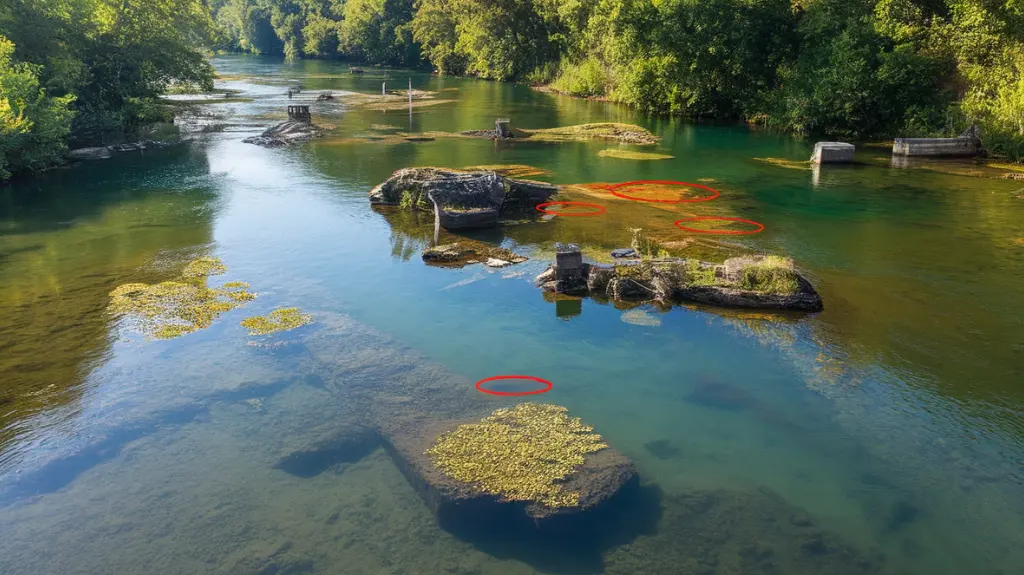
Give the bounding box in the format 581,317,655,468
0,55,1022,574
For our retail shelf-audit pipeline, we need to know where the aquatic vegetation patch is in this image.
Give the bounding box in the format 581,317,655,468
519,123,659,145
425,403,608,508
181,256,227,278
753,157,813,171
109,277,257,340
463,164,549,178
240,307,313,335
629,227,670,259
597,149,674,161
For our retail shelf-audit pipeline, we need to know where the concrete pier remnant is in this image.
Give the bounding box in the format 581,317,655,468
811,142,855,164
892,137,981,157
286,105,311,123
495,118,512,139
552,243,590,294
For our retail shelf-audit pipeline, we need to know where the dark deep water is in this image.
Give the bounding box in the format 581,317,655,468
0,55,1022,574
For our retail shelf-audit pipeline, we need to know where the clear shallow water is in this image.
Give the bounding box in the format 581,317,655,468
0,55,1022,574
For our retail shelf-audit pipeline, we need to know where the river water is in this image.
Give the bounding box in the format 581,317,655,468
0,55,1021,575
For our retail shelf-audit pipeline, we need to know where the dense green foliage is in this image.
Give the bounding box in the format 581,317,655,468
0,0,215,179
213,0,1024,155
0,36,76,179
3,0,1023,180
210,0,420,65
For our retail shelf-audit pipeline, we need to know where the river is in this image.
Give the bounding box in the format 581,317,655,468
0,55,1021,575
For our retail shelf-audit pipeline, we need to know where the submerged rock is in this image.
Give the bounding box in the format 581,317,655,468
67,147,113,160
300,313,638,530
368,167,557,230
243,120,324,147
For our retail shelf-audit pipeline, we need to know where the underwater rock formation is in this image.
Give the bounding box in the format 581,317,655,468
299,313,638,528
243,120,324,147
537,249,823,312
368,167,557,230
603,487,884,575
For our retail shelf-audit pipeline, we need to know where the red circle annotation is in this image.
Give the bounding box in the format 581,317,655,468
475,375,553,396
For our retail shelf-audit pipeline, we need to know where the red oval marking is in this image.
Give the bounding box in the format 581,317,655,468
535,201,606,216
673,216,765,235
475,375,553,396
607,180,720,203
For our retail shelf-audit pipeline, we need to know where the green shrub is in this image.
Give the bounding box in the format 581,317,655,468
737,256,799,295
551,58,609,98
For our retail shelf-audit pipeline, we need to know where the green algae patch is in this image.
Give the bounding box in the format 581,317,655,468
753,157,813,171
425,403,608,508
463,164,549,178
109,278,256,340
240,307,313,335
519,123,659,145
182,256,227,278
598,149,674,161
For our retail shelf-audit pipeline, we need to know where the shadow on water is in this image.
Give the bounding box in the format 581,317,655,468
439,480,664,575
0,378,291,505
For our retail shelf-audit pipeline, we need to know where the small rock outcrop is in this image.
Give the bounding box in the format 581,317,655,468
66,140,174,161
243,120,324,148
422,240,528,268
537,247,823,312
369,167,557,230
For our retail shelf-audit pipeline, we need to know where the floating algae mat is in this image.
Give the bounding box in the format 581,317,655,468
753,157,813,171
181,256,227,278
519,123,660,145
425,403,608,508
598,149,674,161
240,307,313,335
462,164,549,178
108,258,256,340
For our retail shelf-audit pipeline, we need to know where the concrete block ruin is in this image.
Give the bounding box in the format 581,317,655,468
892,137,981,157
495,118,512,139
287,105,311,123
811,142,855,164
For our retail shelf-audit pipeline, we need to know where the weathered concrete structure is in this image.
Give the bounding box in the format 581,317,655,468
495,118,512,139
811,142,855,164
287,105,311,122
892,137,980,157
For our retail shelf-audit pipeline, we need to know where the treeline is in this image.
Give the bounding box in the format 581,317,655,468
0,0,215,180
214,0,1024,153
2,0,1023,181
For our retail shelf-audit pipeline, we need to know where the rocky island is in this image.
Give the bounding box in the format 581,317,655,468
537,244,823,312
369,167,557,229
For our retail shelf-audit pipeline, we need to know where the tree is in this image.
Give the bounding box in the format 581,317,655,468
0,35,76,179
